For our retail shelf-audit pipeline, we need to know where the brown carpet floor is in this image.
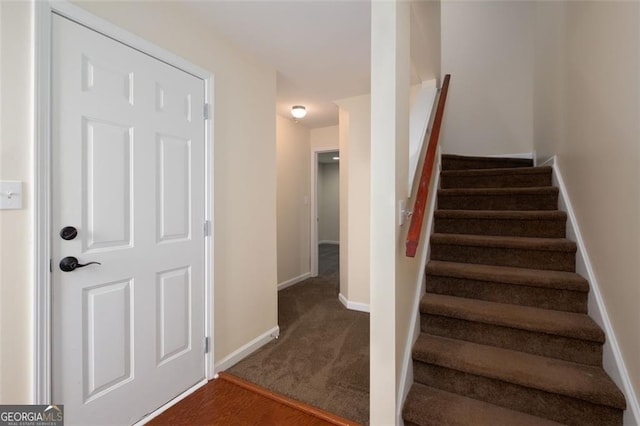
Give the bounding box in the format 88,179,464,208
227,244,370,425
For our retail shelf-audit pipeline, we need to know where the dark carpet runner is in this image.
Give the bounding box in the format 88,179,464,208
403,154,626,426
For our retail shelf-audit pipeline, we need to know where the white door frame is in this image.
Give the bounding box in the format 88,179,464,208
309,147,339,277
34,0,215,404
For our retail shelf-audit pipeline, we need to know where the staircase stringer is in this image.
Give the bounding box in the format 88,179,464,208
397,146,443,425
541,155,640,424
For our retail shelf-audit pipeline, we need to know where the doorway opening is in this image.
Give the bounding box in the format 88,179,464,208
311,150,339,277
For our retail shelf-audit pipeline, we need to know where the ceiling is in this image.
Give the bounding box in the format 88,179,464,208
184,0,372,129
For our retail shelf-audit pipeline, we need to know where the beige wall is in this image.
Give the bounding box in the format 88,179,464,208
310,125,339,152
0,0,34,403
318,162,339,243
533,1,640,407
276,115,311,284
336,94,371,306
440,1,534,156
0,0,278,400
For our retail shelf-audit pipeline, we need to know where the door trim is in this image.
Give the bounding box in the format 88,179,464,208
34,0,215,404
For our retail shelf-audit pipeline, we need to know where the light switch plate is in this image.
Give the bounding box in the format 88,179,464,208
0,181,23,210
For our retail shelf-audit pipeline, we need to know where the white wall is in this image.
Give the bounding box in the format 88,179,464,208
370,1,412,422
318,162,339,243
336,94,371,307
410,0,440,83
534,1,640,413
0,0,34,403
276,115,311,284
440,1,534,156
0,0,279,401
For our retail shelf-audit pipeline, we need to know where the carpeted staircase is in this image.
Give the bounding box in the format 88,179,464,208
403,154,627,426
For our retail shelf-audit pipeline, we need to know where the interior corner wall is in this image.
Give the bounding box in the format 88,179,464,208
532,1,565,163
276,115,311,284
318,162,339,243
440,1,535,156
336,94,371,307
0,0,34,404
62,2,279,367
533,1,640,406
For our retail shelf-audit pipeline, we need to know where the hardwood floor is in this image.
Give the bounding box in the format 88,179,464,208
147,373,361,426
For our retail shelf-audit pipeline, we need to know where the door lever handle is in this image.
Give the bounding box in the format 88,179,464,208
59,256,101,272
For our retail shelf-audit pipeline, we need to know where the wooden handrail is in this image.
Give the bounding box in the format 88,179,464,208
406,74,451,257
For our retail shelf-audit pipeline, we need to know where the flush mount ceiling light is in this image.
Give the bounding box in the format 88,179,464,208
291,105,307,119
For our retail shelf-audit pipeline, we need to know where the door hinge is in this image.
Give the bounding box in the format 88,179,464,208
204,103,211,120
203,220,211,237
204,337,210,354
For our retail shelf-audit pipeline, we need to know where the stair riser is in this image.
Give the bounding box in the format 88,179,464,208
442,158,533,171
413,362,623,425
434,217,566,238
421,315,602,366
437,193,558,211
430,243,576,272
425,275,588,313
440,173,552,189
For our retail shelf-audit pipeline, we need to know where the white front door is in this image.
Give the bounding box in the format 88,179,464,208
51,14,206,425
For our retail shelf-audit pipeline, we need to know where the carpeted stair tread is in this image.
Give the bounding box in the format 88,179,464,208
441,166,552,178
426,260,588,292
431,233,576,252
439,186,559,198
438,187,559,211
420,294,604,342
435,209,566,221
440,166,552,189
441,154,533,170
412,334,627,410
403,383,563,426
434,210,567,238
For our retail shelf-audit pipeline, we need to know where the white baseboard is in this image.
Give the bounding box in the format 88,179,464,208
338,293,370,313
550,156,639,425
485,151,535,160
397,147,443,424
136,379,207,425
319,240,339,245
214,326,280,373
278,272,311,291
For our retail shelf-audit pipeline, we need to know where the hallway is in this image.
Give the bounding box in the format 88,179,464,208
227,244,370,424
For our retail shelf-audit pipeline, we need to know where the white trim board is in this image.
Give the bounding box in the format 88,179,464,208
546,156,639,425
338,293,370,313
34,0,216,403
318,240,339,245
278,273,311,291
214,326,280,373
